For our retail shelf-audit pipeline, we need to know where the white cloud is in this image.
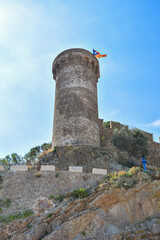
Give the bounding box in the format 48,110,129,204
109,109,121,116
147,119,160,127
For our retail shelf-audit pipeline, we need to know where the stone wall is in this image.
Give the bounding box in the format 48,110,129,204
39,146,129,173
99,120,160,167
0,171,103,216
52,48,100,147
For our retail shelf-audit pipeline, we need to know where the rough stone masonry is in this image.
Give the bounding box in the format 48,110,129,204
52,48,100,147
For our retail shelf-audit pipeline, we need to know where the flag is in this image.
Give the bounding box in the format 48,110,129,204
93,49,107,59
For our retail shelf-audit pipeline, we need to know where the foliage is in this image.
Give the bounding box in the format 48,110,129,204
41,142,52,152
38,148,53,158
34,172,42,178
103,121,110,128
48,194,55,199
24,146,41,163
105,167,141,182
28,165,34,171
101,136,105,141
0,198,11,208
55,194,64,202
55,173,59,178
0,158,9,167
72,188,89,199
112,127,149,157
0,153,24,167
53,145,57,152
0,209,33,223
48,194,64,202
0,141,52,166
81,230,86,236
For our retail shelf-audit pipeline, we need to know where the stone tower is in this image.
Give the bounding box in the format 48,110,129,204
52,48,100,147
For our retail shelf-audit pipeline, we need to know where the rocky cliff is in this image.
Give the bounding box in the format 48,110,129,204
0,169,160,240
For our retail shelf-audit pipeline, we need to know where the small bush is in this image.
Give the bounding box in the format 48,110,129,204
103,121,110,128
55,194,64,202
53,146,57,152
47,213,53,218
101,136,105,141
0,198,11,208
72,188,89,199
48,194,55,200
55,173,59,178
38,148,53,158
34,172,42,178
81,230,86,236
0,209,33,223
48,194,64,202
112,127,149,158
28,165,34,171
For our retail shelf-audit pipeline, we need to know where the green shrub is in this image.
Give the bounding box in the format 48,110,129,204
103,121,110,128
48,194,55,199
47,213,53,218
72,188,89,199
55,173,59,178
81,230,86,236
0,198,11,208
55,194,64,202
53,146,57,152
0,210,33,223
112,127,149,158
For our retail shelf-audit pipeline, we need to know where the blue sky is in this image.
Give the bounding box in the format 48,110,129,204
0,0,160,157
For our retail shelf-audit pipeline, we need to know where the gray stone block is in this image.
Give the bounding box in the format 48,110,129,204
41,165,55,171
10,165,28,172
92,168,107,175
69,166,83,173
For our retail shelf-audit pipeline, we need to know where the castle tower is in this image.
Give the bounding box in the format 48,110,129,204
52,48,100,147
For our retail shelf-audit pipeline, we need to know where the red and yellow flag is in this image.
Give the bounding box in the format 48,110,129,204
93,49,107,59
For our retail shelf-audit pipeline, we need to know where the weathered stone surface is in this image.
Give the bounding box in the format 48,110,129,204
0,171,103,216
10,165,28,172
0,165,4,171
92,168,107,175
138,171,151,181
52,48,100,147
32,197,55,215
39,145,129,173
0,179,160,240
41,165,55,171
155,171,160,179
69,166,83,173
11,223,48,240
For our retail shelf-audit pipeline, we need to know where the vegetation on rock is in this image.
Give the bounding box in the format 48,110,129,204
0,209,33,223
112,127,149,157
72,188,89,199
0,198,11,208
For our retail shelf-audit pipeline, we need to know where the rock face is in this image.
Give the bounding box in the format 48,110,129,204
0,179,160,240
52,48,100,147
39,145,130,173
